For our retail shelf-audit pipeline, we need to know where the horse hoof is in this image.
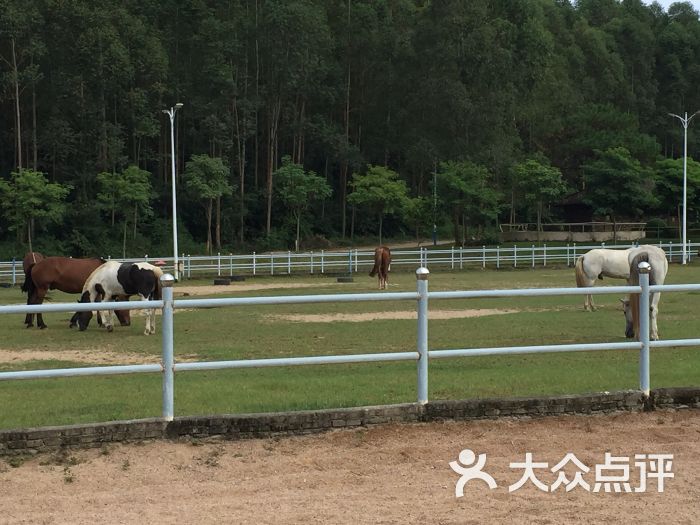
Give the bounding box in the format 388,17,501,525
106,326,113,333
39,325,47,330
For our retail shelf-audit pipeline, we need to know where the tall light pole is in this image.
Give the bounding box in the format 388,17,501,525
163,103,184,280
668,110,700,265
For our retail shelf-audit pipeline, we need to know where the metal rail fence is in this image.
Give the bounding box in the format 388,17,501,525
1,241,698,284
1,267,699,424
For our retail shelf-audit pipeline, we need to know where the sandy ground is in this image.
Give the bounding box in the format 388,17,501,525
1,409,697,524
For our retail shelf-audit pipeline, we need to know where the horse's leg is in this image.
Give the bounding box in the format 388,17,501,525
650,294,660,340
35,288,48,329
142,296,153,335
25,291,35,327
104,297,115,333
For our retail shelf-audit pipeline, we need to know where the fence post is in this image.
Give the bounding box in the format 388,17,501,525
310,251,314,274
288,251,292,274
160,274,175,421
638,262,651,396
217,252,221,276
348,250,353,274
543,244,547,267
531,244,535,268
253,252,257,276
669,242,673,262
451,246,454,270
513,245,517,268
230,253,233,276
271,253,274,276
482,246,486,269
416,267,429,405
355,249,359,273
321,250,325,274
11,257,16,286
497,246,500,269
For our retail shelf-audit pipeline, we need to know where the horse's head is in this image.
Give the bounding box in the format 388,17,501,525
620,298,634,338
76,291,94,331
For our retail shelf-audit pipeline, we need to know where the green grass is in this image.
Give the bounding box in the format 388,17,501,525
0,264,699,430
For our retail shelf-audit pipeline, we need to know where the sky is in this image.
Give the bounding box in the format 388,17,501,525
646,0,700,12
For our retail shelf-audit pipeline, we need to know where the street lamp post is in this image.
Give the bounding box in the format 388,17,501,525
163,103,184,280
668,110,700,265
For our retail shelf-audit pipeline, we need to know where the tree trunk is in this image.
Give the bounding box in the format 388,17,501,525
11,38,22,170
207,199,214,255
32,69,37,171
122,220,127,259
295,213,301,252
266,98,281,235
27,221,33,253
216,196,221,250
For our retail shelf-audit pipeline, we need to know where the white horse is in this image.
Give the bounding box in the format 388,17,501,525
75,261,163,335
621,246,668,341
575,245,664,311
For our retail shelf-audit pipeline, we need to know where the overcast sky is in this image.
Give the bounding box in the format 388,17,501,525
645,0,700,12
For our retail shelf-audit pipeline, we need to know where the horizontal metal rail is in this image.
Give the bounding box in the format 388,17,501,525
0,363,162,381
174,351,419,372
2,241,698,283
430,341,641,359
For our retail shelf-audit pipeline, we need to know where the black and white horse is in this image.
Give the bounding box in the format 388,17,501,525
75,261,163,335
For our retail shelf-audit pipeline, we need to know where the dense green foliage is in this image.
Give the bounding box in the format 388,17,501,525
1,0,700,257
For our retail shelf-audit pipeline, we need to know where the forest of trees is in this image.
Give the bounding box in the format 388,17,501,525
1,0,700,258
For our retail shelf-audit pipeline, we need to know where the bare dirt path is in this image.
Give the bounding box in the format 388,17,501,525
1,409,698,524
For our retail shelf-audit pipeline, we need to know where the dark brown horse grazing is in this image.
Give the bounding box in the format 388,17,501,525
369,246,391,290
22,257,130,329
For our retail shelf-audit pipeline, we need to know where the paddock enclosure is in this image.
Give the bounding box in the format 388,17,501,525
0,261,699,431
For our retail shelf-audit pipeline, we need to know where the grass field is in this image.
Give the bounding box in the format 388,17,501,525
0,263,698,430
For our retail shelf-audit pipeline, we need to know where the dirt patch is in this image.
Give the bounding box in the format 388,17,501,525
174,282,329,297
1,409,697,523
265,308,518,323
0,348,198,365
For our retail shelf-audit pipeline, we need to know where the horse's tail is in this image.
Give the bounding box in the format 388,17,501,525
21,264,36,294
152,266,164,300
574,256,586,288
629,252,654,339
369,251,380,277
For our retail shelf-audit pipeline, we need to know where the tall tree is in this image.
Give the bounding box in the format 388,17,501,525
274,156,332,251
183,155,233,254
348,165,408,244
0,169,70,251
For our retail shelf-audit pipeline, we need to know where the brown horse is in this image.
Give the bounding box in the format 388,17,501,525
22,257,130,329
369,246,391,290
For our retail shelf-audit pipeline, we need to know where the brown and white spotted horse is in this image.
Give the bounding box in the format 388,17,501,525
75,261,163,335
369,246,391,290
22,256,130,329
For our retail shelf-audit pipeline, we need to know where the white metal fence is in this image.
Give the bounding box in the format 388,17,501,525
0,267,699,424
2,241,698,285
